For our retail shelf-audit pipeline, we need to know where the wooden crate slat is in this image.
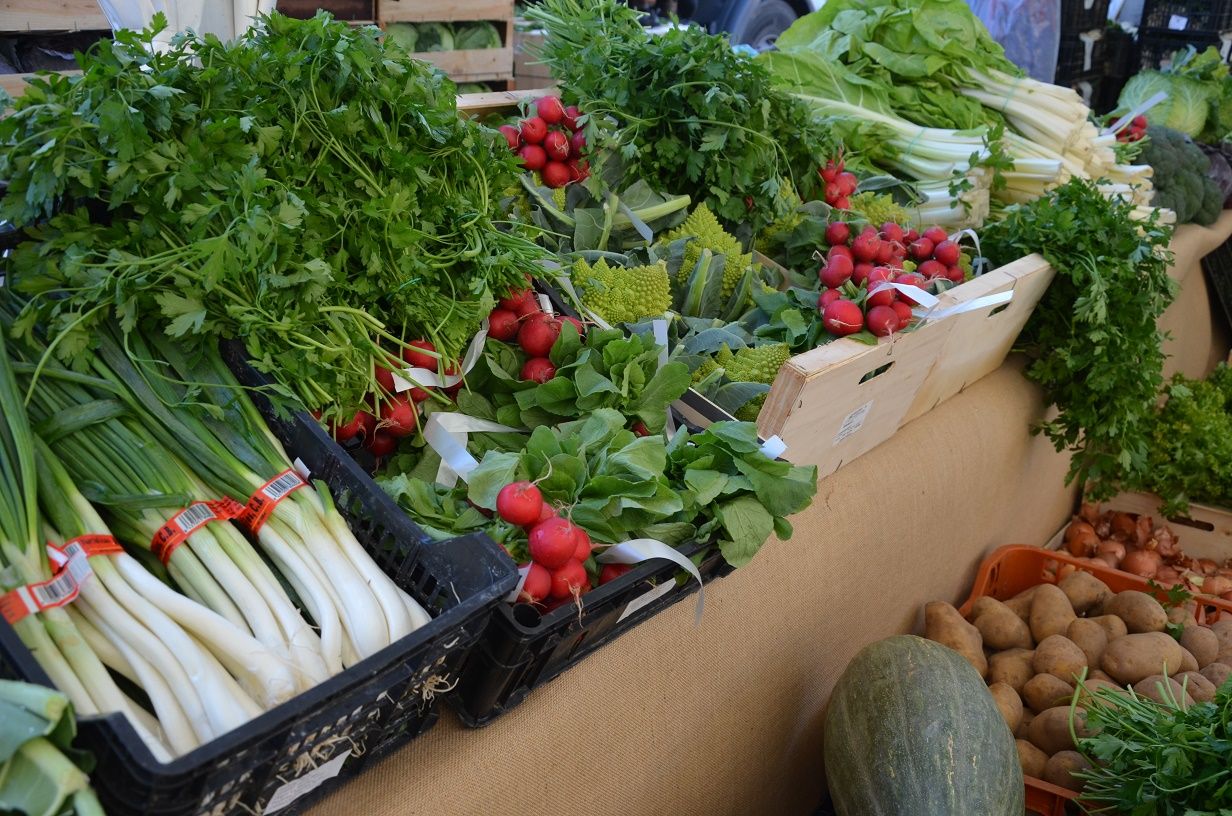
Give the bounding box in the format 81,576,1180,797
411,45,511,81
0,0,108,32
379,0,512,23
1106,493,1232,562
456,87,543,114
278,0,375,20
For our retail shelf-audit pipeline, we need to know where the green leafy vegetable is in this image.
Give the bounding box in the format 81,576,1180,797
453,22,502,50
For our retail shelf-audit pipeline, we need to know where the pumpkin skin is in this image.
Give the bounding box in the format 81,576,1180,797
823,635,1024,815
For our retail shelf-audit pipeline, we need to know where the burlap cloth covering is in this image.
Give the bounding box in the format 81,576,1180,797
309,217,1232,816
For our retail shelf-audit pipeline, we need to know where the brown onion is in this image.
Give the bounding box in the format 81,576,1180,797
1079,502,1100,524
1110,512,1137,540
1199,559,1219,576
1097,539,1126,563
1222,590,1232,602
1203,576,1232,597
1095,520,1111,538
1135,515,1152,546
1065,520,1099,557
1121,549,1162,578
1056,563,1078,579
1095,554,1120,569
1156,566,1180,584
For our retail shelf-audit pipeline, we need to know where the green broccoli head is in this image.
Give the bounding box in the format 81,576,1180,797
663,203,753,298
573,257,672,325
1145,125,1218,223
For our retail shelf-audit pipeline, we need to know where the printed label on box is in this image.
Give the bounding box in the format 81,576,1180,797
264,749,352,814
1168,14,1189,29
833,400,874,446
618,580,675,623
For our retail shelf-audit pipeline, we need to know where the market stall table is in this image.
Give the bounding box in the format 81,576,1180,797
306,227,1231,816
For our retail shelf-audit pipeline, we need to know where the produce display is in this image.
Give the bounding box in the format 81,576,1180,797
0,679,102,816
385,20,504,53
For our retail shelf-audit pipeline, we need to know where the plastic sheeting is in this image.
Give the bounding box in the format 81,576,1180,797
96,0,277,44
967,0,1061,82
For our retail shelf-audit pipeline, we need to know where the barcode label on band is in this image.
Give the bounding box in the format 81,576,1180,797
237,470,308,534
175,502,219,534
263,471,304,501
31,572,78,607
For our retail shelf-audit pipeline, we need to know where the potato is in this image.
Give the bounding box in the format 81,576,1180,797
1016,739,1049,779
1103,591,1167,634
1090,614,1129,642
1102,632,1185,684
1218,644,1232,667
1030,584,1077,642
1132,674,1195,708
1027,705,1087,755
1177,671,1218,703
1180,625,1220,669
1200,661,1231,689
1067,618,1109,667
1180,646,1199,673
1016,709,1035,740
1075,677,1124,705
1033,635,1088,682
989,648,1035,694
1043,750,1091,793
1023,673,1075,713
972,596,1034,650
988,682,1024,732
1058,571,1111,614
1088,669,1113,682
1211,619,1232,650
1004,585,1041,622
925,601,987,677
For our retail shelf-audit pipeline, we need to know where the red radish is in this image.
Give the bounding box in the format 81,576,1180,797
917,259,947,279
365,430,397,457
573,158,589,180
834,172,859,195
824,185,843,205
542,161,571,189
892,272,927,303
379,396,418,437
866,305,901,337
520,117,548,144
825,221,851,246
851,230,881,262
562,105,581,130
549,560,589,599
519,316,561,357
631,420,650,437
521,357,556,383
1131,114,1147,129
518,144,547,171
932,239,961,267
566,161,582,182
819,163,840,185
865,268,897,308
543,130,570,161
498,124,521,150
560,315,585,336
833,196,851,210
488,308,520,341
945,265,965,283
402,339,437,371
818,288,843,310
333,410,375,443
880,222,905,243
519,563,552,604
822,299,864,336
533,503,558,526
569,129,586,158
573,528,592,561
908,237,934,260
500,287,534,311
922,226,948,246
851,262,874,287
874,241,895,265
374,362,397,393
408,386,431,403
891,301,913,327
514,297,542,318
819,255,853,288
535,96,565,125
599,563,632,585
529,518,580,568
497,481,544,526
827,244,853,262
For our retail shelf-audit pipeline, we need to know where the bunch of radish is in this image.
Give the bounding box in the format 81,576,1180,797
818,157,859,210
817,222,964,339
1062,504,1232,600
495,481,631,607
329,338,459,458
1108,114,1148,144
486,285,583,383
499,95,588,189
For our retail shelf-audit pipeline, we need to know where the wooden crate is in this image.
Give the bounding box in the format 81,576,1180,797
513,28,552,88
379,0,514,84
410,25,512,82
379,0,510,23
757,318,954,476
1105,493,1232,562
278,0,376,22
903,253,1055,424
456,87,543,115
0,0,108,32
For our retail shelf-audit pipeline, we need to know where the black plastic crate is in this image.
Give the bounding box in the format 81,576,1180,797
1202,237,1232,334
1056,70,1103,108
1141,0,1232,33
1062,0,1111,33
1056,29,1108,83
1138,28,1224,69
0,342,517,816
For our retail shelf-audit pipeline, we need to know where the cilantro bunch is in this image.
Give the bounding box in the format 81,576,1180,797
525,0,833,234
981,179,1176,497
0,14,543,417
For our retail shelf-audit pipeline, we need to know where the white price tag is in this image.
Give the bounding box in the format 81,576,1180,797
618,580,676,623
292,457,311,479
1168,14,1188,30
834,401,873,447
264,750,352,814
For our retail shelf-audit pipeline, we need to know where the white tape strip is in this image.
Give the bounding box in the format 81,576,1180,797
1103,91,1167,136
913,289,1013,321
292,457,311,480
758,435,787,460
505,564,531,603
422,413,524,487
597,538,704,624
650,318,676,435
869,282,940,309
619,200,654,242
537,293,555,316
393,319,489,393
948,227,983,268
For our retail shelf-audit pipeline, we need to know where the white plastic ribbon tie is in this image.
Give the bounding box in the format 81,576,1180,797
758,435,787,460
651,318,676,436
393,319,488,393
869,282,940,310
1103,92,1168,136
597,538,704,624
422,412,525,487
504,564,532,603
913,289,1013,321
537,293,555,316
292,457,311,480
618,201,654,242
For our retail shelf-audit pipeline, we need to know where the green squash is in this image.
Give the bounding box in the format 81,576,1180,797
823,635,1024,816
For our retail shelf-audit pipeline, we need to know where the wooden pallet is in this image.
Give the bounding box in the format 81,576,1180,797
379,0,513,84
903,253,1055,423
0,0,108,32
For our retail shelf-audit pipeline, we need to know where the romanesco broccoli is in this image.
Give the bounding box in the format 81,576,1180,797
692,356,720,384
721,343,791,385
663,203,753,298
552,186,567,210
572,257,672,325
848,192,912,229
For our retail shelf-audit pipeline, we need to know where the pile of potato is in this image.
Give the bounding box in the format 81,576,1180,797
925,570,1232,793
